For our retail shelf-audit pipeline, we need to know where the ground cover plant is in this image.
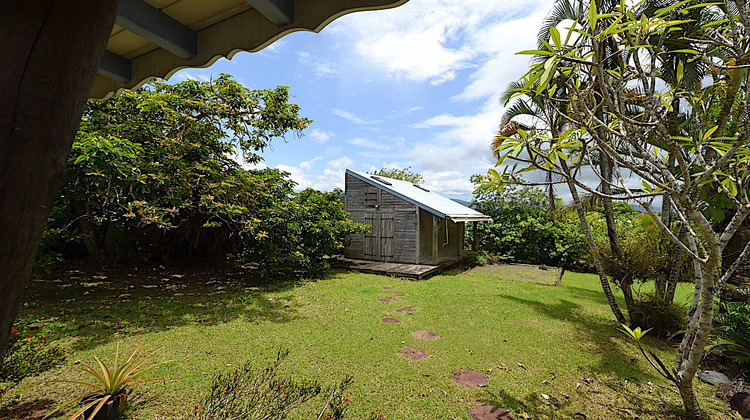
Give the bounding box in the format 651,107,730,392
0,263,736,419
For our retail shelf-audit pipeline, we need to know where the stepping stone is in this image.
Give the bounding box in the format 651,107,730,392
378,298,395,304
380,317,399,323
411,330,440,340
454,369,489,388
467,405,516,420
402,347,430,360
381,286,395,290
393,293,407,296
697,371,731,386
395,307,414,314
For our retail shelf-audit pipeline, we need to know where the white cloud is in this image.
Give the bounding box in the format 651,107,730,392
299,156,322,170
298,52,339,77
333,0,549,86
274,157,354,192
347,137,390,150
331,108,381,125
310,129,335,143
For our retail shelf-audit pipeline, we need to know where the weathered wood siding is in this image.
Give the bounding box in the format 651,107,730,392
344,173,466,264
416,208,465,264
344,174,418,263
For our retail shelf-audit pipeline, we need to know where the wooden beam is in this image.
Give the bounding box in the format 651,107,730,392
98,50,132,83
245,0,294,26
116,0,197,59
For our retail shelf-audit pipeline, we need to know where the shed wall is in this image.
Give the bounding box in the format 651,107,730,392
344,174,418,263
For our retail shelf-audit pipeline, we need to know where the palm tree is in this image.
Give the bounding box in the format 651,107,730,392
493,75,629,324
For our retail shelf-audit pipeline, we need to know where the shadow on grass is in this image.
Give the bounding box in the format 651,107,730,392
495,292,674,381
0,398,55,420
17,262,308,351
481,377,683,420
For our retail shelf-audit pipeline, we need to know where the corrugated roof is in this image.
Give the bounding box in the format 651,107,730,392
346,169,492,222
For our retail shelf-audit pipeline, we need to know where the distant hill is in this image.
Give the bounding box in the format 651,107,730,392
450,198,471,207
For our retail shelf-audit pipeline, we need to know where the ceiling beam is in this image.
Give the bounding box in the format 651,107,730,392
245,0,294,26
99,50,132,83
116,0,197,59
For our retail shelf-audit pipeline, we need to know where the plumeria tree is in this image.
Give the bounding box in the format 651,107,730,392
484,0,750,417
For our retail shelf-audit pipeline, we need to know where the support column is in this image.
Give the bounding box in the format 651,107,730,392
472,221,478,251
0,0,122,362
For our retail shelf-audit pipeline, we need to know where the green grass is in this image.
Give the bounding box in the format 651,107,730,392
0,263,734,419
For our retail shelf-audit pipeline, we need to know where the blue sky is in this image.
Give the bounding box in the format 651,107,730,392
173,0,553,199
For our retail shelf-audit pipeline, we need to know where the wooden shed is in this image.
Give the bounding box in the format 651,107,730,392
343,169,491,265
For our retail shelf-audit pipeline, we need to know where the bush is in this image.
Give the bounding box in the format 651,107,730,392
236,188,368,278
469,185,588,269
0,329,66,383
715,302,750,349
194,350,352,420
627,294,686,337
466,250,493,267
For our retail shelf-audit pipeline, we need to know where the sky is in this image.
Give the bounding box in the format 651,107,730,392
172,0,554,200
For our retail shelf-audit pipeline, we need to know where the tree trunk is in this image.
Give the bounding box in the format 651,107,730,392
0,0,121,363
546,170,556,214
73,200,104,262
664,225,688,305
562,162,627,324
676,378,702,419
600,155,622,257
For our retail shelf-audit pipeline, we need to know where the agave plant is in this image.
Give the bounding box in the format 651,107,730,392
45,346,169,420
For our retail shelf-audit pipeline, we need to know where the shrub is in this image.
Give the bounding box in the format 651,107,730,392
711,302,750,366
236,188,368,279
466,250,493,267
627,294,686,337
469,185,588,269
194,350,353,419
0,329,66,383
715,301,750,349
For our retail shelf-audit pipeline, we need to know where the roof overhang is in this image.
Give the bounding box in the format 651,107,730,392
447,216,493,223
91,0,409,99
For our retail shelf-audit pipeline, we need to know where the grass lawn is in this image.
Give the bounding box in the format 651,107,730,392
0,263,735,419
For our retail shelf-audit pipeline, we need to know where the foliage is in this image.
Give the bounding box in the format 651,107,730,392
619,325,676,382
0,328,65,383
236,188,369,278
43,75,311,264
711,302,750,366
40,76,362,278
193,350,352,420
466,250,494,267
45,346,168,420
368,167,423,184
485,1,750,416
627,294,686,338
470,182,587,269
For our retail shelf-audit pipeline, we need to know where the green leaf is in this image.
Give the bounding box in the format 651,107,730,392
517,49,556,56
549,26,562,49
589,0,598,31
702,125,718,142
676,60,684,84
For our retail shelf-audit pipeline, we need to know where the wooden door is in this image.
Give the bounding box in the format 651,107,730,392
364,210,394,262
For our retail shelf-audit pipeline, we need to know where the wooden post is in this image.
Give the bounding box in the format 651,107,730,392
0,0,122,362
472,221,478,251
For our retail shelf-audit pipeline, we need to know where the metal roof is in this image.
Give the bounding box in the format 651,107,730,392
346,169,492,222
91,0,408,98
